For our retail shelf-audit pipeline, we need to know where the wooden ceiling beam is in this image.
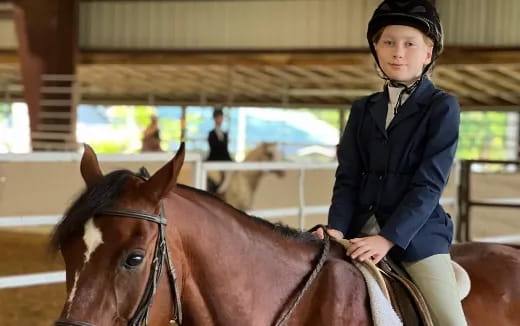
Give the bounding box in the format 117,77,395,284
312,66,377,87
285,66,331,85
232,66,281,91
437,67,519,105
433,75,495,105
462,66,520,94
496,66,520,83
206,66,276,102
1,47,519,66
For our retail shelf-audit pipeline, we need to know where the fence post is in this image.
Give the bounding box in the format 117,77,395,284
457,160,470,242
298,168,305,230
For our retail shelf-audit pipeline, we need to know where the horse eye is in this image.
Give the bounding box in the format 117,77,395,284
124,254,144,269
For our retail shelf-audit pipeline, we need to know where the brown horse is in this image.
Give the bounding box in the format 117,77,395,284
52,144,520,326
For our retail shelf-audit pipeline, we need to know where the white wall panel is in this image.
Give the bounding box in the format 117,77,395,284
438,0,520,46
1,0,518,51
0,19,17,49
79,0,380,49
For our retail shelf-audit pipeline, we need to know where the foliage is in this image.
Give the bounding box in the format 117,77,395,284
89,141,129,154
304,109,512,162
0,103,10,123
303,108,341,129
92,105,185,153
458,112,510,160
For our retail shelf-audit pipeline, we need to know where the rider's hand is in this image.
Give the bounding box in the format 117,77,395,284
313,228,344,240
347,235,394,264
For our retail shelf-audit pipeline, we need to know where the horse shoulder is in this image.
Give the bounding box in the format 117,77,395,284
299,257,371,326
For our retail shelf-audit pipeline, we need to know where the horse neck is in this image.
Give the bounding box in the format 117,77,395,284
168,187,321,324
243,150,268,191
243,170,264,191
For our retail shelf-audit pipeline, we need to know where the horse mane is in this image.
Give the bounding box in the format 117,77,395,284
244,145,263,161
177,184,320,244
50,169,147,251
50,167,319,251
244,143,272,161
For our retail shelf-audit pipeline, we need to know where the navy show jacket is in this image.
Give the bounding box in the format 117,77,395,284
207,129,233,161
328,77,460,262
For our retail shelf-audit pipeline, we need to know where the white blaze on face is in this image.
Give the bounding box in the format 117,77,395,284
66,218,104,316
82,218,104,264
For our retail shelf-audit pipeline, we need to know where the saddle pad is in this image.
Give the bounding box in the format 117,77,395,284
335,239,403,326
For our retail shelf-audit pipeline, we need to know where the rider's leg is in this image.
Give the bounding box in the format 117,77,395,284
402,254,468,326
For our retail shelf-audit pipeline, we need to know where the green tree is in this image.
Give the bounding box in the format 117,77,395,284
458,112,509,160
303,108,341,130
0,103,9,123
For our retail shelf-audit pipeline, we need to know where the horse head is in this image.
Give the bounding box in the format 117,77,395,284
52,144,186,326
245,142,285,177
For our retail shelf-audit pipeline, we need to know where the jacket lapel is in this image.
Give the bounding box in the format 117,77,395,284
387,78,436,132
368,90,389,139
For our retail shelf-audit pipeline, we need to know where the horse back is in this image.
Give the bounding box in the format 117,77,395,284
451,242,520,326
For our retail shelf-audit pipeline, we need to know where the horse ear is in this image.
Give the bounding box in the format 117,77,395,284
80,143,103,187
141,142,185,202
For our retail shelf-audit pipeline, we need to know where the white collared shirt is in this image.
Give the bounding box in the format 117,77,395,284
386,84,411,129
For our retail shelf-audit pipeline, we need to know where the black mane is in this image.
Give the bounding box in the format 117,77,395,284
50,169,320,250
178,184,320,244
50,169,143,250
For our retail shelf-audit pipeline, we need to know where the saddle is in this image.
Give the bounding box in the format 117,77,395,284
335,239,471,326
378,258,434,326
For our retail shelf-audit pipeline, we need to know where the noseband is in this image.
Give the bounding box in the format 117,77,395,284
55,204,183,326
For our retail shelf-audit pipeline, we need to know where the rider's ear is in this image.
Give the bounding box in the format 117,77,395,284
141,142,185,202
80,144,103,187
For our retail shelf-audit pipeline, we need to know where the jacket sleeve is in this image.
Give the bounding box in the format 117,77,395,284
379,95,460,250
327,100,364,236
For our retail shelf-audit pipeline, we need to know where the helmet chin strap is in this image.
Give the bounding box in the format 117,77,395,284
375,60,429,115
388,78,420,115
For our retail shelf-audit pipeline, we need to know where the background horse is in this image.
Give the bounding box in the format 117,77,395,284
52,144,520,326
208,142,284,210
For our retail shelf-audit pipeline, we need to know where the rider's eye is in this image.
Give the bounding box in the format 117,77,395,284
124,253,144,269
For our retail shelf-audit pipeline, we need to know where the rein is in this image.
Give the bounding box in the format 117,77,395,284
273,224,331,326
56,166,329,326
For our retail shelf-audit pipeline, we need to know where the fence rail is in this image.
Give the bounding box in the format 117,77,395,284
457,159,520,242
0,156,462,290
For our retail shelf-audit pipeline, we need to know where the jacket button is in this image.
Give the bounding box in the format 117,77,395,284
368,204,374,210
378,175,384,180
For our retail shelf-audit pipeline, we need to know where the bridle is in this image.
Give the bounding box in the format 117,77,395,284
56,174,331,326
55,196,183,326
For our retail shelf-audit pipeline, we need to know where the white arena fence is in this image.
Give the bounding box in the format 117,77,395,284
0,154,472,290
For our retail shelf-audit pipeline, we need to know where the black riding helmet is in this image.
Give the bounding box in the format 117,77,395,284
367,0,443,75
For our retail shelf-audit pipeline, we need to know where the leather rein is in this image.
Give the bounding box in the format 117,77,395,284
55,167,330,326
